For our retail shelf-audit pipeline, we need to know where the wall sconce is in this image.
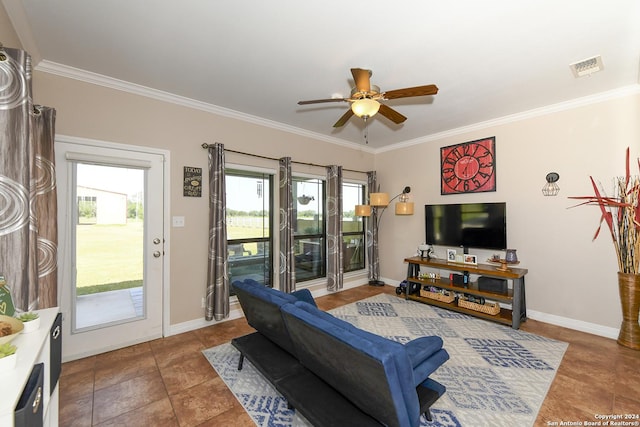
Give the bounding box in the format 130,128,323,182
542,172,560,196
395,191,414,215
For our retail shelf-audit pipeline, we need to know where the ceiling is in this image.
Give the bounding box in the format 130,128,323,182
4,1,640,150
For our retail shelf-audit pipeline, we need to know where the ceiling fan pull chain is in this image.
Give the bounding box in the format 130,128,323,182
363,117,369,144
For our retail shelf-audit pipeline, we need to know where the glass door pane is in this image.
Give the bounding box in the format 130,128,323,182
74,163,145,330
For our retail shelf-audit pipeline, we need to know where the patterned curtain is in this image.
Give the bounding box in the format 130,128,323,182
279,157,295,293
206,142,229,321
326,165,343,291
0,46,57,311
366,171,379,283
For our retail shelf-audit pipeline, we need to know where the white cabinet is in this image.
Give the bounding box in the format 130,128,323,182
0,308,61,427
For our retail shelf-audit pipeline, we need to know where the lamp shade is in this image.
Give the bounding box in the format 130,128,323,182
351,98,380,118
370,192,389,206
395,202,414,215
355,204,372,217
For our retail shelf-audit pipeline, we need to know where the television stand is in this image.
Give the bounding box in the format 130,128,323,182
403,256,528,329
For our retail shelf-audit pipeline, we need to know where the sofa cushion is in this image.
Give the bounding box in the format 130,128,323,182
290,299,448,387
232,279,315,355
282,301,421,427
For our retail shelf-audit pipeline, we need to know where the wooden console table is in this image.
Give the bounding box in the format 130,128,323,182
404,256,528,329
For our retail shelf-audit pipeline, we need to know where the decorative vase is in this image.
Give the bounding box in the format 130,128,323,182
617,272,640,350
22,317,40,333
505,249,518,263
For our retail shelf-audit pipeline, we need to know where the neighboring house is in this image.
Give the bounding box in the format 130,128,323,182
77,186,128,225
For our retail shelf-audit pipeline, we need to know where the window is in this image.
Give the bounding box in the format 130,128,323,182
226,170,273,288
342,182,366,272
226,169,365,289
293,177,325,281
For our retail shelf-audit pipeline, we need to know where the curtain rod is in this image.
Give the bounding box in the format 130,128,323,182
201,143,368,174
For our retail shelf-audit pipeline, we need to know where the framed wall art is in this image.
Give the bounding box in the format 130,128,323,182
440,136,496,195
183,166,202,197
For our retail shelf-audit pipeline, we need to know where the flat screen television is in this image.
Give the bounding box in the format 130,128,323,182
425,202,507,251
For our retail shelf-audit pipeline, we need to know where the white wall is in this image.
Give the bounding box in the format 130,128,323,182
374,91,640,333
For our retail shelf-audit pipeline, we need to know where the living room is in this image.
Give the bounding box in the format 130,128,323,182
2,1,637,340
1,1,639,425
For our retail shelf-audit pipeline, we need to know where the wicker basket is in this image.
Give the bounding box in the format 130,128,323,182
419,288,455,303
458,299,500,315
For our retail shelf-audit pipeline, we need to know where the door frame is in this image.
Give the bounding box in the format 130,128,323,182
56,134,171,361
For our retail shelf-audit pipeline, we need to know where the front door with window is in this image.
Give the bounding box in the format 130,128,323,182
56,141,166,360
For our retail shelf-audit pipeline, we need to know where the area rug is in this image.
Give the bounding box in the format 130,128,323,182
203,293,568,427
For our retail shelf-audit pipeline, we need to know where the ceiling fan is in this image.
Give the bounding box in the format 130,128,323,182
297,68,438,128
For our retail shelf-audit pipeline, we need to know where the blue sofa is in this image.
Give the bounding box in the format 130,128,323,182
231,279,449,427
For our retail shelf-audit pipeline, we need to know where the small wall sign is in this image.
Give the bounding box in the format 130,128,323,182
0,275,16,316
183,166,202,197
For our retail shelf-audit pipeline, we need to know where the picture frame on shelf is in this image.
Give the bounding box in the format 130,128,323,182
447,249,457,262
464,254,478,265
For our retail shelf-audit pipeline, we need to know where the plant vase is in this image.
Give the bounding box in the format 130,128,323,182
617,272,640,350
22,316,40,333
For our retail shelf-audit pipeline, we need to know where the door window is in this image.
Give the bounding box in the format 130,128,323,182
74,164,145,330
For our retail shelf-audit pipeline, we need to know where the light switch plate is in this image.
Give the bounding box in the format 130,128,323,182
172,216,185,227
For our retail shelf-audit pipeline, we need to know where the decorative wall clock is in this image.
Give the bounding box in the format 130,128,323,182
440,137,496,194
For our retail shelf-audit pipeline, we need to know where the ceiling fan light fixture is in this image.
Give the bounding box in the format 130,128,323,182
351,98,380,118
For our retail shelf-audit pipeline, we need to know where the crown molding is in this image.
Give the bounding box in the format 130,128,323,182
379,84,640,153
34,60,376,154
34,60,638,156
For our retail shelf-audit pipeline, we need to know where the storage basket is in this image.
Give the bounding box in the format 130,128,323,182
419,288,455,303
458,299,500,315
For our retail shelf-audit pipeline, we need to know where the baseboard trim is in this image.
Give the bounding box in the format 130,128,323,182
167,280,622,343
166,276,371,336
527,309,619,340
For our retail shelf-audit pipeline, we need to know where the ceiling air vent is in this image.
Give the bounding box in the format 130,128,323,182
570,55,604,78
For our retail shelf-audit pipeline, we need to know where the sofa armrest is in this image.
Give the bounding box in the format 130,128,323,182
291,289,317,307
405,336,443,365
411,348,450,387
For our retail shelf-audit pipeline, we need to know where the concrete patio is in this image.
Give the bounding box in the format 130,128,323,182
75,287,143,329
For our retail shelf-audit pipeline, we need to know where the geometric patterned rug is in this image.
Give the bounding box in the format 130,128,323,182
203,293,568,427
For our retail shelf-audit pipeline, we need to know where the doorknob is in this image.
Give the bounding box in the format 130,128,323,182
153,251,161,258
153,238,161,244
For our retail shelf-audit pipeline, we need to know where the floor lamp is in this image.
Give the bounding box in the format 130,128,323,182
356,186,414,286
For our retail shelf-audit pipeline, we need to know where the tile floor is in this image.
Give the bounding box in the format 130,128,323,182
59,285,640,426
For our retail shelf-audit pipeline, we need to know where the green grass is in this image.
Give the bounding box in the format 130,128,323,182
76,221,258,295
76,280,142,296
76,219,362,295
76,221,143,289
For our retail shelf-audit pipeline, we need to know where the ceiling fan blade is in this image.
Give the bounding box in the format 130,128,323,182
298,98,347,105
333,109,354,127
383,84,439,100
351,68,372,92
378,104,407,124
